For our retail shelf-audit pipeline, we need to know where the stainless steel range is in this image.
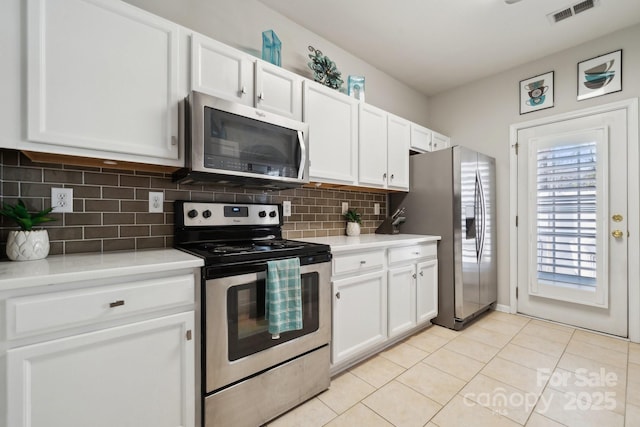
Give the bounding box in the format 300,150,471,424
174,201,332,427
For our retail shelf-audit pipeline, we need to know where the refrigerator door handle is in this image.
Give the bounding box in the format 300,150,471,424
474,171,481,261
477,170,487,263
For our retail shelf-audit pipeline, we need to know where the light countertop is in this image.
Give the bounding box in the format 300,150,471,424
299,233,440,253
0,249,203,292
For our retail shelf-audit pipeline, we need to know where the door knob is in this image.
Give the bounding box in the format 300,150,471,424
612,214,623,222
612,230,623,238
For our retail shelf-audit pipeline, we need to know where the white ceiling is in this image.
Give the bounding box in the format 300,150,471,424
259,0,640,96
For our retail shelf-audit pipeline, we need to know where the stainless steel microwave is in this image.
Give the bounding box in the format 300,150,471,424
174,91,309,190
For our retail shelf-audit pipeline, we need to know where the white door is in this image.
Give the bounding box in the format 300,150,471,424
358,103,388,188
516,109,628,337
332,271,387,364
388,264,417,337
7,312,195,427
255,61,302,120
416,259,438,324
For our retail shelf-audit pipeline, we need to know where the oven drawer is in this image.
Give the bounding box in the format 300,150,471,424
332,249,385,277
388,242,437,265
6,274,194,340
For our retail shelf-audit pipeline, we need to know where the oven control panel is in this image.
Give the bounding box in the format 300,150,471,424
179,202,281,227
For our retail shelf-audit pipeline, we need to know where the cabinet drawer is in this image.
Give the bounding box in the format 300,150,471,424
388,243,436,264
6,274,194,339
333,250,385,276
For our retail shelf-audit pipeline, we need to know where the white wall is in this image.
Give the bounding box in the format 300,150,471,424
123,0,431,125
427,23,640,307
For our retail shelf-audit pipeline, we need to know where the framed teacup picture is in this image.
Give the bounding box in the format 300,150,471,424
577,49,622,101
520,71,554,114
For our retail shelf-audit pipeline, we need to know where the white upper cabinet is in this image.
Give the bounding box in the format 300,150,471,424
358,103,388,188
191,34,302,121
255,61,303,121
432,131,451,151
191,32,254,105
359,106,409,191
26,0,183,163
410,123,433,152
303,80,359,185
386,114,410,191
410,122,451,153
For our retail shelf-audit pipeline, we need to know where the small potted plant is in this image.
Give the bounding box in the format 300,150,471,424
343,208,362,236
1,199,55,261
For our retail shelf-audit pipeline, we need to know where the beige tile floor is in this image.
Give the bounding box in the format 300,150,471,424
268,310,640,427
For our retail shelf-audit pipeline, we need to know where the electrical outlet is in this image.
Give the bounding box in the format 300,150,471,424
282,201,292,217
148,192,163,213
374,203,380,215
51,188,73,213
341,202,348,214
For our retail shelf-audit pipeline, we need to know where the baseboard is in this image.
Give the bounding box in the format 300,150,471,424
494,304,511,313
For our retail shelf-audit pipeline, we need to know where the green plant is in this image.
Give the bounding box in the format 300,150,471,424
343,208,362,224
0,199,55,231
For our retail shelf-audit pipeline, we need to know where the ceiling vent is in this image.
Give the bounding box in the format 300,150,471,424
547,0,600,24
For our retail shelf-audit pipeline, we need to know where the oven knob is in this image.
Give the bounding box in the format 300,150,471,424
202,210,212,218
269,211,277,218
258,210,267,218
187,209,198,218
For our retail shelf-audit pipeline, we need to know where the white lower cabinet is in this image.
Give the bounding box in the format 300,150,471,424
329,239,439,371
7,312,194,427
416,259,438,324
1,265,198,427
388,264,417,337
332,270,387,364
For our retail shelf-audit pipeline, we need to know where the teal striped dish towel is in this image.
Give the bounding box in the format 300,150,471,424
265,257,303,338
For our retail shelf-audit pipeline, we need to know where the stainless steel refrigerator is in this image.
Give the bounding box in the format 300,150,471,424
390,146,497,330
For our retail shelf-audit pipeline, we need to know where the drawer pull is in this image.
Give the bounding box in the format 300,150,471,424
360,260,367,264
419,271,424,276
109,300,125,308
412,273,417,279
414,251,421,255
336,292,341,299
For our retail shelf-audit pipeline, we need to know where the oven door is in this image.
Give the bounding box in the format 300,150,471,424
204,260,331,393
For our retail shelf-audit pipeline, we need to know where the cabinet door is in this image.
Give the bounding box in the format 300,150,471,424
191,32,254,105
416,259,438,324
358,103,388,188
7,312,195,427
388,265,417,337
410,123,433,153
255,61,302,120
387,114,410,191
432,131,451,151
303,80,359,185
332,271,387,364
27,0,180,160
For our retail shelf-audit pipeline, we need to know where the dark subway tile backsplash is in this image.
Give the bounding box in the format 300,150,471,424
0,149,387,258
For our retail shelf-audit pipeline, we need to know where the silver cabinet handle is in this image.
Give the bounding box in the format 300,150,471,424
414,251,420,255
109,300,125,308
258,92,265,101
360,260,367,264
419,271,424,276
336,292,341,299
383,173,387,179
412,273,417,279
391,174,395,180
241,86,247,95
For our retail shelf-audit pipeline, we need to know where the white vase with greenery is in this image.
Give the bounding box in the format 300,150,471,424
343,208,362,236
1,199,55,261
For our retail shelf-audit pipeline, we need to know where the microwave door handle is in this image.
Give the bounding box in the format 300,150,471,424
297,130,307,180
